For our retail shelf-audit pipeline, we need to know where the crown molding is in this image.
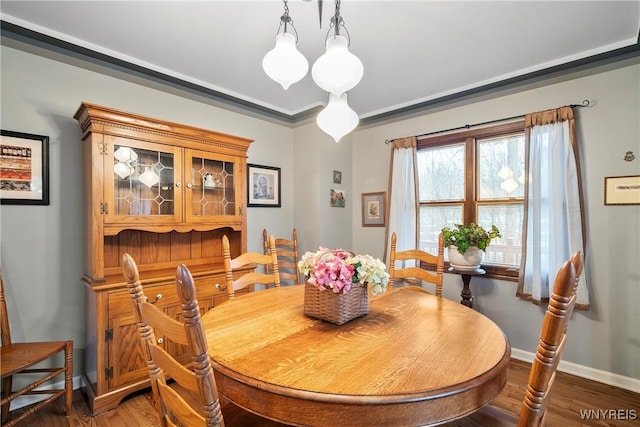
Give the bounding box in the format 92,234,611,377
2,20,639,128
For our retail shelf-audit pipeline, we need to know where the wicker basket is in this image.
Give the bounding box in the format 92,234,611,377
303,282,369,325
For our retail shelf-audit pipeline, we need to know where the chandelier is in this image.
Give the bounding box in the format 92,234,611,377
262,0,363,142
261,0,309,90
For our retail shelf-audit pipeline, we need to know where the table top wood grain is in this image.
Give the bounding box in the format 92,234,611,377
202,285,510,426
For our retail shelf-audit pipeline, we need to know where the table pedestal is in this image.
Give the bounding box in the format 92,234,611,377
448,267,486,308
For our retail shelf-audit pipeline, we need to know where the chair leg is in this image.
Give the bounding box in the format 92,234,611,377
64,341,74,416
1,375,12,423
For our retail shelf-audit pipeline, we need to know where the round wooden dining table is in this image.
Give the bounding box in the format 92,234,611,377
202,285,510,427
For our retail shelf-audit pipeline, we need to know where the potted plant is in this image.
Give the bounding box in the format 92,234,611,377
441,223,501,271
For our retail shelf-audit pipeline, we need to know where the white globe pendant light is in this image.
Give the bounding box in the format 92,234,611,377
114,146,138,163
262,0,308,90
316,93,359,142
139,166,160,188
261,0,363,141
262,32,309,90
501,177,519,193
114,161,134,179
312,34,363,95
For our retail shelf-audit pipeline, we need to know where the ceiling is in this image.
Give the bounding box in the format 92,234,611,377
1,1,639,125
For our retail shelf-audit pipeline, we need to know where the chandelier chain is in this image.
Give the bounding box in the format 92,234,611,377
277,0,299,42
326,0,351,45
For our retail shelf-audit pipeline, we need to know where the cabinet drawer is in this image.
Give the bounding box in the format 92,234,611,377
109,275,228,317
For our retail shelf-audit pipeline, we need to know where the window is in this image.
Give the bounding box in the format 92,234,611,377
417,122,525,280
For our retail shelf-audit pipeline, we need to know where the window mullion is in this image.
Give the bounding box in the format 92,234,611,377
464,137,475,223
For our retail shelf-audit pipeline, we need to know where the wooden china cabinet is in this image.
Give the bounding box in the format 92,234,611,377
74,102,252,415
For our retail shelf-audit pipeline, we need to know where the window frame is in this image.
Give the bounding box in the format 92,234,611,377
417,121,525,281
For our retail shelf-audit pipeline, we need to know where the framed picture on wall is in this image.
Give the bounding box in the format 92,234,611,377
333,170,342,184
0,130,50,205
247,163,281,207
604,175,640,205
361,192,386,227
330,189,346,207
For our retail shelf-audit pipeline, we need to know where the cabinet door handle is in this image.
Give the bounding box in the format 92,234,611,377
215,283,226,291
145,294,163,304
157,337,164,344
186,183,193,188
176,182,181,187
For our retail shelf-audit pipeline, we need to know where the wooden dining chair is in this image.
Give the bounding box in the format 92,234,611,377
443,251,583,427
263,228,300,286
123,253,286,427
223,234,280,299
568,250,584,305
1,272,73,426
388,231,445,295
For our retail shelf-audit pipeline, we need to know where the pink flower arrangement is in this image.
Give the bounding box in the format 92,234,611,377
298,248,389,295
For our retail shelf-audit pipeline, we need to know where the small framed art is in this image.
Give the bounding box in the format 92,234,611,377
330,189,346,207
247,163,281,207
0,130,50,205
361,192,386,227
333,170,342,184
604,175,640,205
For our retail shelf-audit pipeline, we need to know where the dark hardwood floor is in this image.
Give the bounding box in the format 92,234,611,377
6,359,639,426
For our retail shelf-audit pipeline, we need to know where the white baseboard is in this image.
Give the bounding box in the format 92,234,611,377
511,348,640,393
7,375,83,411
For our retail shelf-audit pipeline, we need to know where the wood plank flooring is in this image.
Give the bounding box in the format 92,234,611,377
5,359,639,426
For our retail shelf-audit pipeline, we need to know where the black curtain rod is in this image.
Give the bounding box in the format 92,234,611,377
385,100,591,144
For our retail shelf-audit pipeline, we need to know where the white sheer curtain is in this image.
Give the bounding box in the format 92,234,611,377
385,137,418,263
518,106,589,309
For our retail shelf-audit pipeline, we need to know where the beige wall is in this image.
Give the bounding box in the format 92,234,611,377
346,60,640,381
2,42,639,387
292,124,353,253
0,45,298,377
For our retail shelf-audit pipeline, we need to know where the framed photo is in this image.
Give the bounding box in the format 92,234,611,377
333,170,342,184
361,192,386,227
604,175,640,205
247,163,281,207
1,130,50,205
330,189,346,207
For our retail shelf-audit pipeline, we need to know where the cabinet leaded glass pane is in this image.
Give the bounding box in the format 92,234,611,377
190,157,235,216
113,145,174,216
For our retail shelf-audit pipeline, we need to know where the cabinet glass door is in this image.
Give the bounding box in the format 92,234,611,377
105,137,182,223
186,150,238,220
